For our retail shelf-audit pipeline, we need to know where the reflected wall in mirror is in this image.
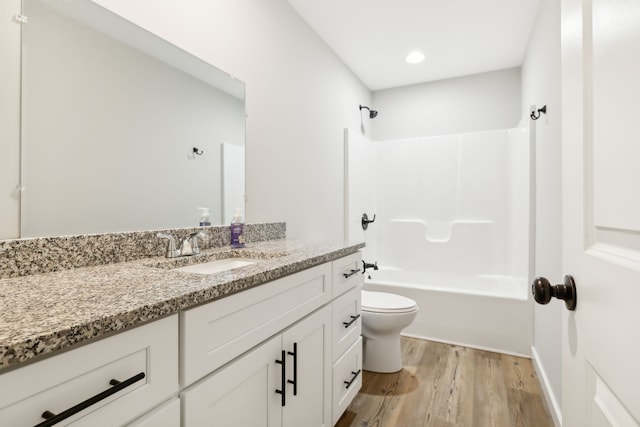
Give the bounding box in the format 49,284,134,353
20,0,245,238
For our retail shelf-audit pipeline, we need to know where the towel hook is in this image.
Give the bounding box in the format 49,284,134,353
362,213,376,230
188,147,205,160
530,105,547,120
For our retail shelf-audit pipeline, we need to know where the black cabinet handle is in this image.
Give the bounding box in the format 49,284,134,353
35,372,145,427
342,314,361,329
287,342,298,396
342,269,360,279
344,369,361,389
275,350,286,407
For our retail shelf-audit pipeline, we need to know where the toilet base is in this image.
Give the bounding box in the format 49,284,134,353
362,334,403,373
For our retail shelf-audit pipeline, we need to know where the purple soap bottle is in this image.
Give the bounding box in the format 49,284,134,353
230,208,245,248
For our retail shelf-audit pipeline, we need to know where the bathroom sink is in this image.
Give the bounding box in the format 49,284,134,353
147,248,287,274
172,257,260,275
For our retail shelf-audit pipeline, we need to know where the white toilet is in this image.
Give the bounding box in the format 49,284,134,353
361,290,419,373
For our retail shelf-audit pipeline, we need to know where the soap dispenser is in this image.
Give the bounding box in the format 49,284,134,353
230,208,245,248
198,207,211,227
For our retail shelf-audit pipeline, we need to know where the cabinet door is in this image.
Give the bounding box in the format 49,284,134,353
181,336,282,427
281,305,331,427
127,398,180,427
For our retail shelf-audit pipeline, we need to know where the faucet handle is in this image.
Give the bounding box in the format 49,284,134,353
157,233,179,258
186,231,206,255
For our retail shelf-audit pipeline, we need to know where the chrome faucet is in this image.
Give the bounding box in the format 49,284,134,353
180,231,205,256
157,232,205,258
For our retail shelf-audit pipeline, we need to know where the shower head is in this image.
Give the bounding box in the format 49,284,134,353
359,104,378,119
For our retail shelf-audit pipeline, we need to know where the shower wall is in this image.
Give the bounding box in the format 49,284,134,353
346,127,530,289
345,127,531,354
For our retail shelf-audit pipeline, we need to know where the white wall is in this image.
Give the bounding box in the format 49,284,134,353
521,0,563,425
1,0,371,240
371,67,522,140
90,0,372,240
0,0,21,239
344,129,378,263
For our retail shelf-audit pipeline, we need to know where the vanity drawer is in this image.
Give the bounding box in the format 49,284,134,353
181,262,331,386
332,285,361,360
332,337,363,425
332,251,363,298
0,315,178,426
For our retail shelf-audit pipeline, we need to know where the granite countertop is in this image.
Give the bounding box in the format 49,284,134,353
0,239,364,373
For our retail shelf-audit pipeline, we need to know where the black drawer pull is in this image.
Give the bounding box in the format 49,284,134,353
275,350,286,407
342,269,360,279
342,314,361,328
344,369,362,389
35,372,145,427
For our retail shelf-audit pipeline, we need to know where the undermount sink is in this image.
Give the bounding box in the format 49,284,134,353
172,257,261,275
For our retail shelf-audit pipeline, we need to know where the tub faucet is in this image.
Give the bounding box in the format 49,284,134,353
362,261,378,273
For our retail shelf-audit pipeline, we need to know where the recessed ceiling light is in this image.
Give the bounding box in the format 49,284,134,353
406,51,425,64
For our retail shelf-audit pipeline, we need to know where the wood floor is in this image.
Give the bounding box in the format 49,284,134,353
335,337,554,427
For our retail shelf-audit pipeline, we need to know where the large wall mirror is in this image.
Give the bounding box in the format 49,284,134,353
20,0,245,238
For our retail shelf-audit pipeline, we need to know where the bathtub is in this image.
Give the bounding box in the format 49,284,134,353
364,268,533,356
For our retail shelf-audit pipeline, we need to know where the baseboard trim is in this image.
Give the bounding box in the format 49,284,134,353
400,332,531,359
531,346,562,427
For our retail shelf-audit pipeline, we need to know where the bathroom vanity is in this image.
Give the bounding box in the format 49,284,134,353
0,231,364,426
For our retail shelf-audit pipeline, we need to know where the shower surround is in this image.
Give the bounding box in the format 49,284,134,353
345,127,532,355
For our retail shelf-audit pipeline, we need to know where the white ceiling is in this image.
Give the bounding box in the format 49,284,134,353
286,0,542,91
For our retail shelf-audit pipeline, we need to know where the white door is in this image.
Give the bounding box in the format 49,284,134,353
561,0,640,425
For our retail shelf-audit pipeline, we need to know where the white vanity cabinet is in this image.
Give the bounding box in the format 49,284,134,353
330,252,363,424
0,315,178,426
180,252,363,427
180,262,333,426
179,263,332,388
181,306,331,427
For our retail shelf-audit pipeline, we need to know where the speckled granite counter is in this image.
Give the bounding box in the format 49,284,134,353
0,239,364,373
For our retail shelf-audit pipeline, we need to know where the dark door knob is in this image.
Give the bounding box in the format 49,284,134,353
531,275,577,311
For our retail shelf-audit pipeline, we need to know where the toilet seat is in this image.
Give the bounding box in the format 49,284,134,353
361,291,417,313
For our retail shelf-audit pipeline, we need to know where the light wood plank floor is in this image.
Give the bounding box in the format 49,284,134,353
335,337,554,427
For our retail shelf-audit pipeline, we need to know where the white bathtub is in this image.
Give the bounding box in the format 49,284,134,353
364,269,533,356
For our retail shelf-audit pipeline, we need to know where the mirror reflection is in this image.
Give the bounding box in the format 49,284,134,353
20,0,245,237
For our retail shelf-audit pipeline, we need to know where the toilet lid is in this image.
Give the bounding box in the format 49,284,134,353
361,291,418,313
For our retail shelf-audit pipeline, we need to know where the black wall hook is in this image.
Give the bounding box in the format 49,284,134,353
193,147,204,155
362,213,376,230
530,105,547,120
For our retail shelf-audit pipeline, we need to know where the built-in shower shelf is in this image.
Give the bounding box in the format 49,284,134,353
389,219,493,243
